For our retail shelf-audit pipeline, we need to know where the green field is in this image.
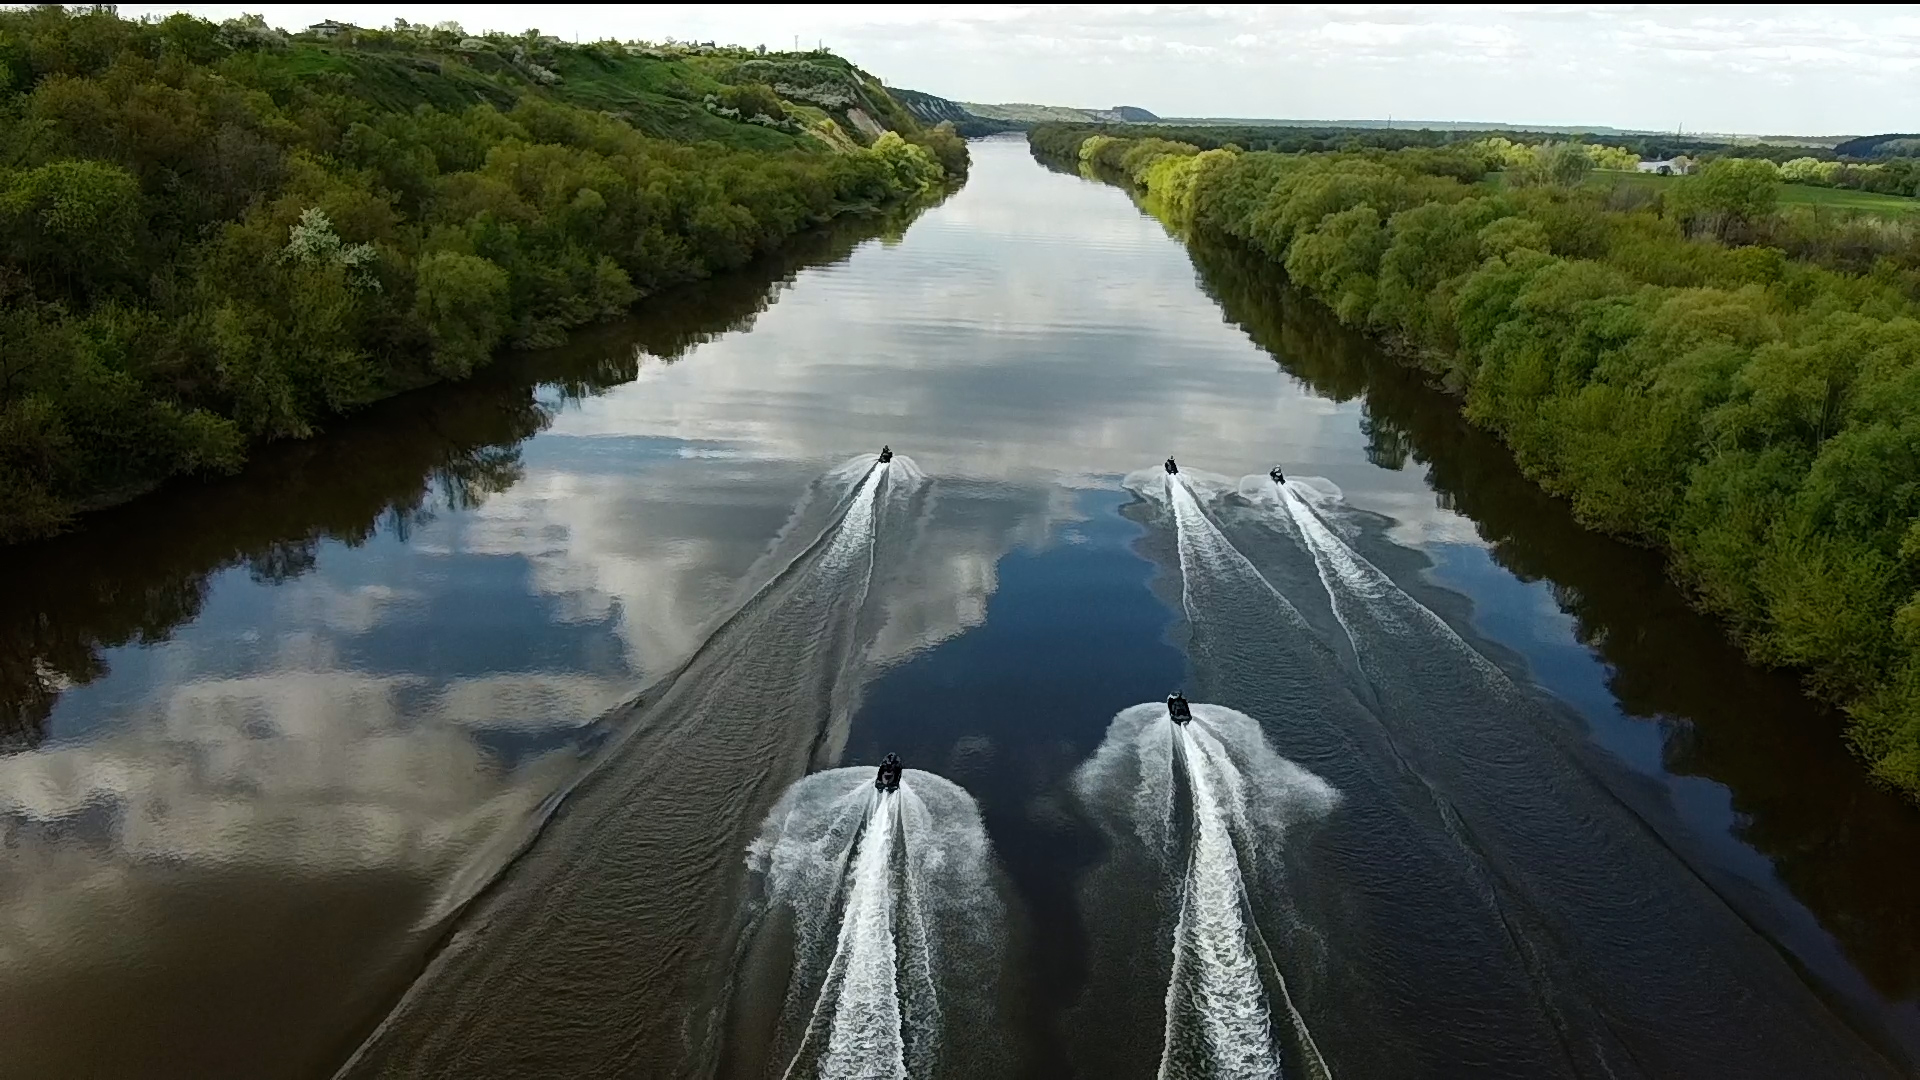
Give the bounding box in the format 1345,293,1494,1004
1481,169,1919,217
1590,169,1920,216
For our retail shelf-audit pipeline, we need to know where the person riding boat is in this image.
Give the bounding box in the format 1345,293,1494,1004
1166,691,1192,724
875,753,903,792
1164,457,1178,475
1270,465,1285,484
878,445,893,464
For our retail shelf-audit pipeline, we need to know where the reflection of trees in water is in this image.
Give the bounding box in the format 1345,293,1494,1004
0,207,928,755
0,391,550,748
376,445,532,548
1360,404,1413,471
1183,233,1920,1001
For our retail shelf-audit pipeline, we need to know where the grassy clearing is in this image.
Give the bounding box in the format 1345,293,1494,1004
1586,169,1920,217
244,46,824,152
1482,169,1920,217
542,52,808,150
226,47,516,113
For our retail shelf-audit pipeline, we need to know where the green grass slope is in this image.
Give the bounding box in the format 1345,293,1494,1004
243,30,938,153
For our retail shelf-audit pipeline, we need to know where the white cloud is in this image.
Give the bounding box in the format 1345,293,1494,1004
283,581,419,635
1317,21,1420,48
115,4,1920,133
430,673,626,730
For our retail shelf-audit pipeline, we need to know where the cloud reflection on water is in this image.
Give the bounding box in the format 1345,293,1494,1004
0,140,1491,1076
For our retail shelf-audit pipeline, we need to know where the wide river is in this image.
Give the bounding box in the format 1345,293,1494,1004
5,138,1919,1080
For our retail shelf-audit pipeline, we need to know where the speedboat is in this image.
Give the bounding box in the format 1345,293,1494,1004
1269,465,1285,483
1164,457,1178,475
1166,692,1192,724
878,445,893,464
875,753,903,792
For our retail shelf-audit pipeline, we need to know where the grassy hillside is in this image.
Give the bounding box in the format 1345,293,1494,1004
237,26,945,153
888,85,1025,137
963,102,1095,124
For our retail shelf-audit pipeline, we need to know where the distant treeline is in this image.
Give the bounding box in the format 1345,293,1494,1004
1034,122,1920,198
0,8,965,542
1034,121,1753,161
1033,127,1920,797
1835,134,1920,160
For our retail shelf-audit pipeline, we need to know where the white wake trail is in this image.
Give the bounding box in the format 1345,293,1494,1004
1164,720,1284,1080
1253,479,1662,1075
893,781,947,1067
1165,473,1317,639
750,767,999,1080
1078,704,1338,1080
815,792,907,1080
819,461,886,572
1269,481,1508,689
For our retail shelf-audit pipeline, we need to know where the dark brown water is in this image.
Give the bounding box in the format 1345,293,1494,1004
2,138,1917,1079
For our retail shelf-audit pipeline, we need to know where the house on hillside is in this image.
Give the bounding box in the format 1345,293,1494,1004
306,20,355,39
1637,157,1694,176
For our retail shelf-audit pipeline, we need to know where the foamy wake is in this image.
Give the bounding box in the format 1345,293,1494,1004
748,767,998,1080
1077,703,1339,1079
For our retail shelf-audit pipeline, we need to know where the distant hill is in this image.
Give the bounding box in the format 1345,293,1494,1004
962,102,1159,125
885,91,1164,136
887,86,1024,137
1834,133,1920,159
961,102,1089,124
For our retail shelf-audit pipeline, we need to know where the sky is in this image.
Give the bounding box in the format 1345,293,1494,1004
117,4,1920,136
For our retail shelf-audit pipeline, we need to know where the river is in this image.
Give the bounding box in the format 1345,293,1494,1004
3,137,1917,1079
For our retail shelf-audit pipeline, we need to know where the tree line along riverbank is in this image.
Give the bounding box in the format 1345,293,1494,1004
0,8,967,543
1030,123,1920,800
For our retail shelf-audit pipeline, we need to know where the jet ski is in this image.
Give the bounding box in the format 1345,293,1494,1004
875,753,903,792
1270,465,1285,484
1164,456,1178,475
878,445,893,464
1166,691,1192,725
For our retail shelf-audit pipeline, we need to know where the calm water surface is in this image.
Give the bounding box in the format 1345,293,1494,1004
4,138,1919,1079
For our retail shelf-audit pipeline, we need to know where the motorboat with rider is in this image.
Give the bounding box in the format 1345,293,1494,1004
1166,692,1192,724
875,753,903,792
1164,456,1178,475
1269,465,1285,484
878,445,893,464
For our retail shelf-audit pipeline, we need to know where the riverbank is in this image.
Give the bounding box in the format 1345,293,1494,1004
0,8,965,543
1029,128,1920,799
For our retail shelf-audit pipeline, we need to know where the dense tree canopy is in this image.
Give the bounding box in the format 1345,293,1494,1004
0,7,961,542
1034,125,1920,798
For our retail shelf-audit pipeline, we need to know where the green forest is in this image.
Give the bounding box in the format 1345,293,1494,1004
1032,123,1920,797
0,8,966,542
